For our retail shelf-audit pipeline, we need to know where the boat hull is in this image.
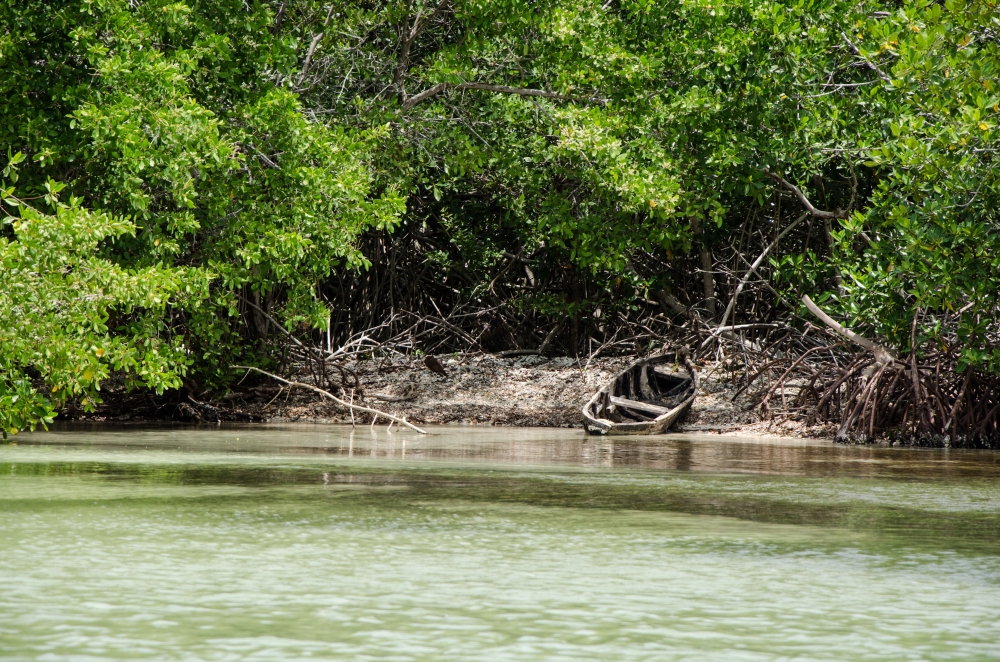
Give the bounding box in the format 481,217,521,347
582,352,698,435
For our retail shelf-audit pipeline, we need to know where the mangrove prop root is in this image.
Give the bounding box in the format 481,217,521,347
756,345,1000,445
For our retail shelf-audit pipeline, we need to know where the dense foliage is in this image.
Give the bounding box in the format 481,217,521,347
1,0,997,435
0,0,402,434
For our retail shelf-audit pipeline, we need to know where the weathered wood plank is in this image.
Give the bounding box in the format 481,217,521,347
609,395,671,416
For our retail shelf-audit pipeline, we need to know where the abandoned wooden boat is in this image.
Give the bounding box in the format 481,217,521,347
582,352,698,435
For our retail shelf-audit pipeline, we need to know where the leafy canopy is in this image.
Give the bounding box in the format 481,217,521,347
1,0,998,434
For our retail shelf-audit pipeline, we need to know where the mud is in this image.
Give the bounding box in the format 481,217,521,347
237,353,830,437
61,352,843,437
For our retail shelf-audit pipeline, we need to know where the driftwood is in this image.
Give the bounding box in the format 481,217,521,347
368,385,418,402
233,365,428,434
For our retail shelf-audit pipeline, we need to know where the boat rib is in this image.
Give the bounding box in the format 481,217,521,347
582,351,698,435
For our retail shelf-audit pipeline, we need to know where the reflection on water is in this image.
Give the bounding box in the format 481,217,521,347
18,422,1000,478
2,424,1000,661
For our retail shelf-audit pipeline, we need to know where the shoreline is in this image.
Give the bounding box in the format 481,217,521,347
61,352,995,447
231,353,772,433
66,352,841,441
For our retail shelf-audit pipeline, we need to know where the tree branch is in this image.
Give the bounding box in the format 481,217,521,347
410,0,450,41
297,4,336,87
841,32,892,83
403,82,598,109
653,290,693,319
394,0,451,99
762,170,849,219
403,82,448,107
802,295,897,365
716,211,809,330
238,294,331,375
271,1,288,35
233,365,428,434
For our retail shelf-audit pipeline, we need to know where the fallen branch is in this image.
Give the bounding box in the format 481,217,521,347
801,295,896,365
498,349,540,357
233,365,428,434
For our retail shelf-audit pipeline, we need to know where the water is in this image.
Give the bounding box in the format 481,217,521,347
3,425,1000,660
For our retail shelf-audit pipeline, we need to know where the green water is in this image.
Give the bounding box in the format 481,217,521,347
2,425,1000,660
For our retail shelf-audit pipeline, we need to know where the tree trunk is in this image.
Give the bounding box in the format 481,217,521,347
690,217,716,318
700,247,716,318
569,268,582,356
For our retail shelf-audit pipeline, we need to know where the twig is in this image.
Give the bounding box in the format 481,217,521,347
717,212,809,330
233,365,427,434
264,387,285,408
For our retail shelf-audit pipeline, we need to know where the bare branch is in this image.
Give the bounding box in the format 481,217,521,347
297,4,337,87
233,365,428,434
403,82,448,107
458,83,583,99
762,170,849,219
802,295,897,365
240,294,305,350
716,211,809,330
271,1,288,35
653,290,693,319
403,82,600,109
394,0,451,99
841,32,892,83
410,0,451,41
238,294,332,378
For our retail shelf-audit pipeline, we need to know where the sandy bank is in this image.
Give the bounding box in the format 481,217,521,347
243,352,828,437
